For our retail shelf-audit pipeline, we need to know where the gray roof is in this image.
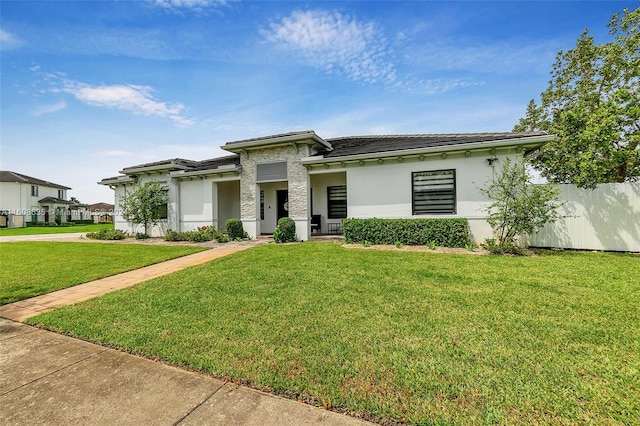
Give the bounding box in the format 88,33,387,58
0,171,71,190
121,158,197,172
190,155,240,171
321,132,549,158
224,130,316,146
38,197,74,205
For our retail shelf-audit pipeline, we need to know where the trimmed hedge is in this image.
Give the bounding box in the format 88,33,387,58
342,218,471,247
273,217,297,243
225,218,247,240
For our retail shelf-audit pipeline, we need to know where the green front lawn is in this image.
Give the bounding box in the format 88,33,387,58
29,243,639,425
0,223,114,236
0,242,204,304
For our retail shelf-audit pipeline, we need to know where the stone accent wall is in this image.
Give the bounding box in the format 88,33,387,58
239,145,309,221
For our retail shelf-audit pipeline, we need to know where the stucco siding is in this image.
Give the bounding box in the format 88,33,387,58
344,150,519,243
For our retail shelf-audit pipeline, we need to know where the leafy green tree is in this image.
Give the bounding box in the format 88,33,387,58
119,181,168,236
480,158,563,250
514,7,639,188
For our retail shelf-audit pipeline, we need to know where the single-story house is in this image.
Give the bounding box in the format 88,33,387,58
88,202,115,224
0,171,88,228
99,131,553,241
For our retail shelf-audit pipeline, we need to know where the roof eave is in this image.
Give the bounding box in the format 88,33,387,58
169,164,242,179
222,132,333,153
119,163,190,174
98,176,137,186
301,135,554,164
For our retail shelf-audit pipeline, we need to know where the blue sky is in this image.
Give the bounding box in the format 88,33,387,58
1,0,635,203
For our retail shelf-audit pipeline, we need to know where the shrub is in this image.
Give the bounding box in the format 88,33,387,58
54,215,62,226
86,229,129,240
482,238,526,256
273,217,296,243
342,218,470,248
164,229,187,242
225,219,247,240
73,220,94,225
135,232,149,240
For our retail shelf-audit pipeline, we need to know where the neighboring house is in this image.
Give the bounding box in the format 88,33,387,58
0,171,88,228
100,131,553,241
88,202,115,224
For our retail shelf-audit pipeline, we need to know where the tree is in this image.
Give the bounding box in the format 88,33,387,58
514,7,639,188
480,158,563,251
119,181,168,236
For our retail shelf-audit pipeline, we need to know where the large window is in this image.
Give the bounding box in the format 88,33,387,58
412,169,456,214
157,189,168,219
327,185,347,219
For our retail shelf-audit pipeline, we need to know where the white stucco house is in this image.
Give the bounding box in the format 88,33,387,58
100,131,553,241
0,171,89,228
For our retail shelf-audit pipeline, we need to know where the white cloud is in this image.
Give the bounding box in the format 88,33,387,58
59,80,194,127
31,100,67,117
395,77,485,96
262,10,397,84
0,28,25,50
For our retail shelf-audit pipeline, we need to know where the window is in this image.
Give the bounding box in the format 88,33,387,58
327,185,347,219
412,169,456,214
156,189,168,219
31,185,38,196
260,190,265,220
58,190,64,199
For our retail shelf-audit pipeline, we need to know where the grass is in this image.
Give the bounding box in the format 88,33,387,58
28,242,639,425
0,223,114,236
0,242,204,305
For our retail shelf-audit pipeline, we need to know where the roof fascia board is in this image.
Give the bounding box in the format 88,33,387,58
98,176,136,186
223,133,332,152
119,163,190,174
169,165,241,179
301,135,553,164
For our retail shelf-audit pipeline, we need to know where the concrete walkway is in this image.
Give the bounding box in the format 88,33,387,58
0,318,371,425
0,232,87,242
0,242,264,322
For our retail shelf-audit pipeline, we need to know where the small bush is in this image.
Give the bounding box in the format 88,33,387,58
482,238,526,256
342,218,470,247
73,220,94,225
54,215,62,226
226,219,247,240
86,229,129,240
164,229,187,242
273,217,296,243
135,232,149,240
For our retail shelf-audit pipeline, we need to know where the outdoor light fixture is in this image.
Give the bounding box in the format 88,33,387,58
486,157,499,166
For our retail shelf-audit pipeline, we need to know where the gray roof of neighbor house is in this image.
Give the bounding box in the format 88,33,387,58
88,202,115,212
38,197,75,204
321,132,550,158
0,171,71,190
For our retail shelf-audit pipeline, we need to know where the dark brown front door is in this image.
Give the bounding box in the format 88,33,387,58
276,190,288,223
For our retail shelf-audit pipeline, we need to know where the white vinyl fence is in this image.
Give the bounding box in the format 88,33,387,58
530,183,640,252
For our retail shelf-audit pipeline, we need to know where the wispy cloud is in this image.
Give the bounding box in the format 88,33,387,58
0,28,26,51
149,0,229,14
47,76,195,127
262,10,396,84
31,100,67,117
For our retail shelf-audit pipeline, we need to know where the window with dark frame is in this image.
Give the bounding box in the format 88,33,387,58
327,185,347,219
157,189,169,219
260,190,265,220
58,190,64,199
412,169,456,214
31,185,38,196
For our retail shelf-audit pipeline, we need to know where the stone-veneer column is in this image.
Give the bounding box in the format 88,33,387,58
239,145,310,240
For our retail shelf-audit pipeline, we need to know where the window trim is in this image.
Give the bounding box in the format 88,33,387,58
327,185,347,219
411,169,457,215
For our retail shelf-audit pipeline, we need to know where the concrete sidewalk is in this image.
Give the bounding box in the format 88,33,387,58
0,232,87,242
0,242,264,322
0,318,371,425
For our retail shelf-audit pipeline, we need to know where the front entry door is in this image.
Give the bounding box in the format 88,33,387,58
276,190,288,223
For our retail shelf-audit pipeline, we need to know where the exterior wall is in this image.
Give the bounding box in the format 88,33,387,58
217,180,241,231
259,181,289,234
0,181,71,227
341,150,520,243
530,183,640,252
179,179,213,231
239,145,310,240
113,173,173,237
309,171,347,233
